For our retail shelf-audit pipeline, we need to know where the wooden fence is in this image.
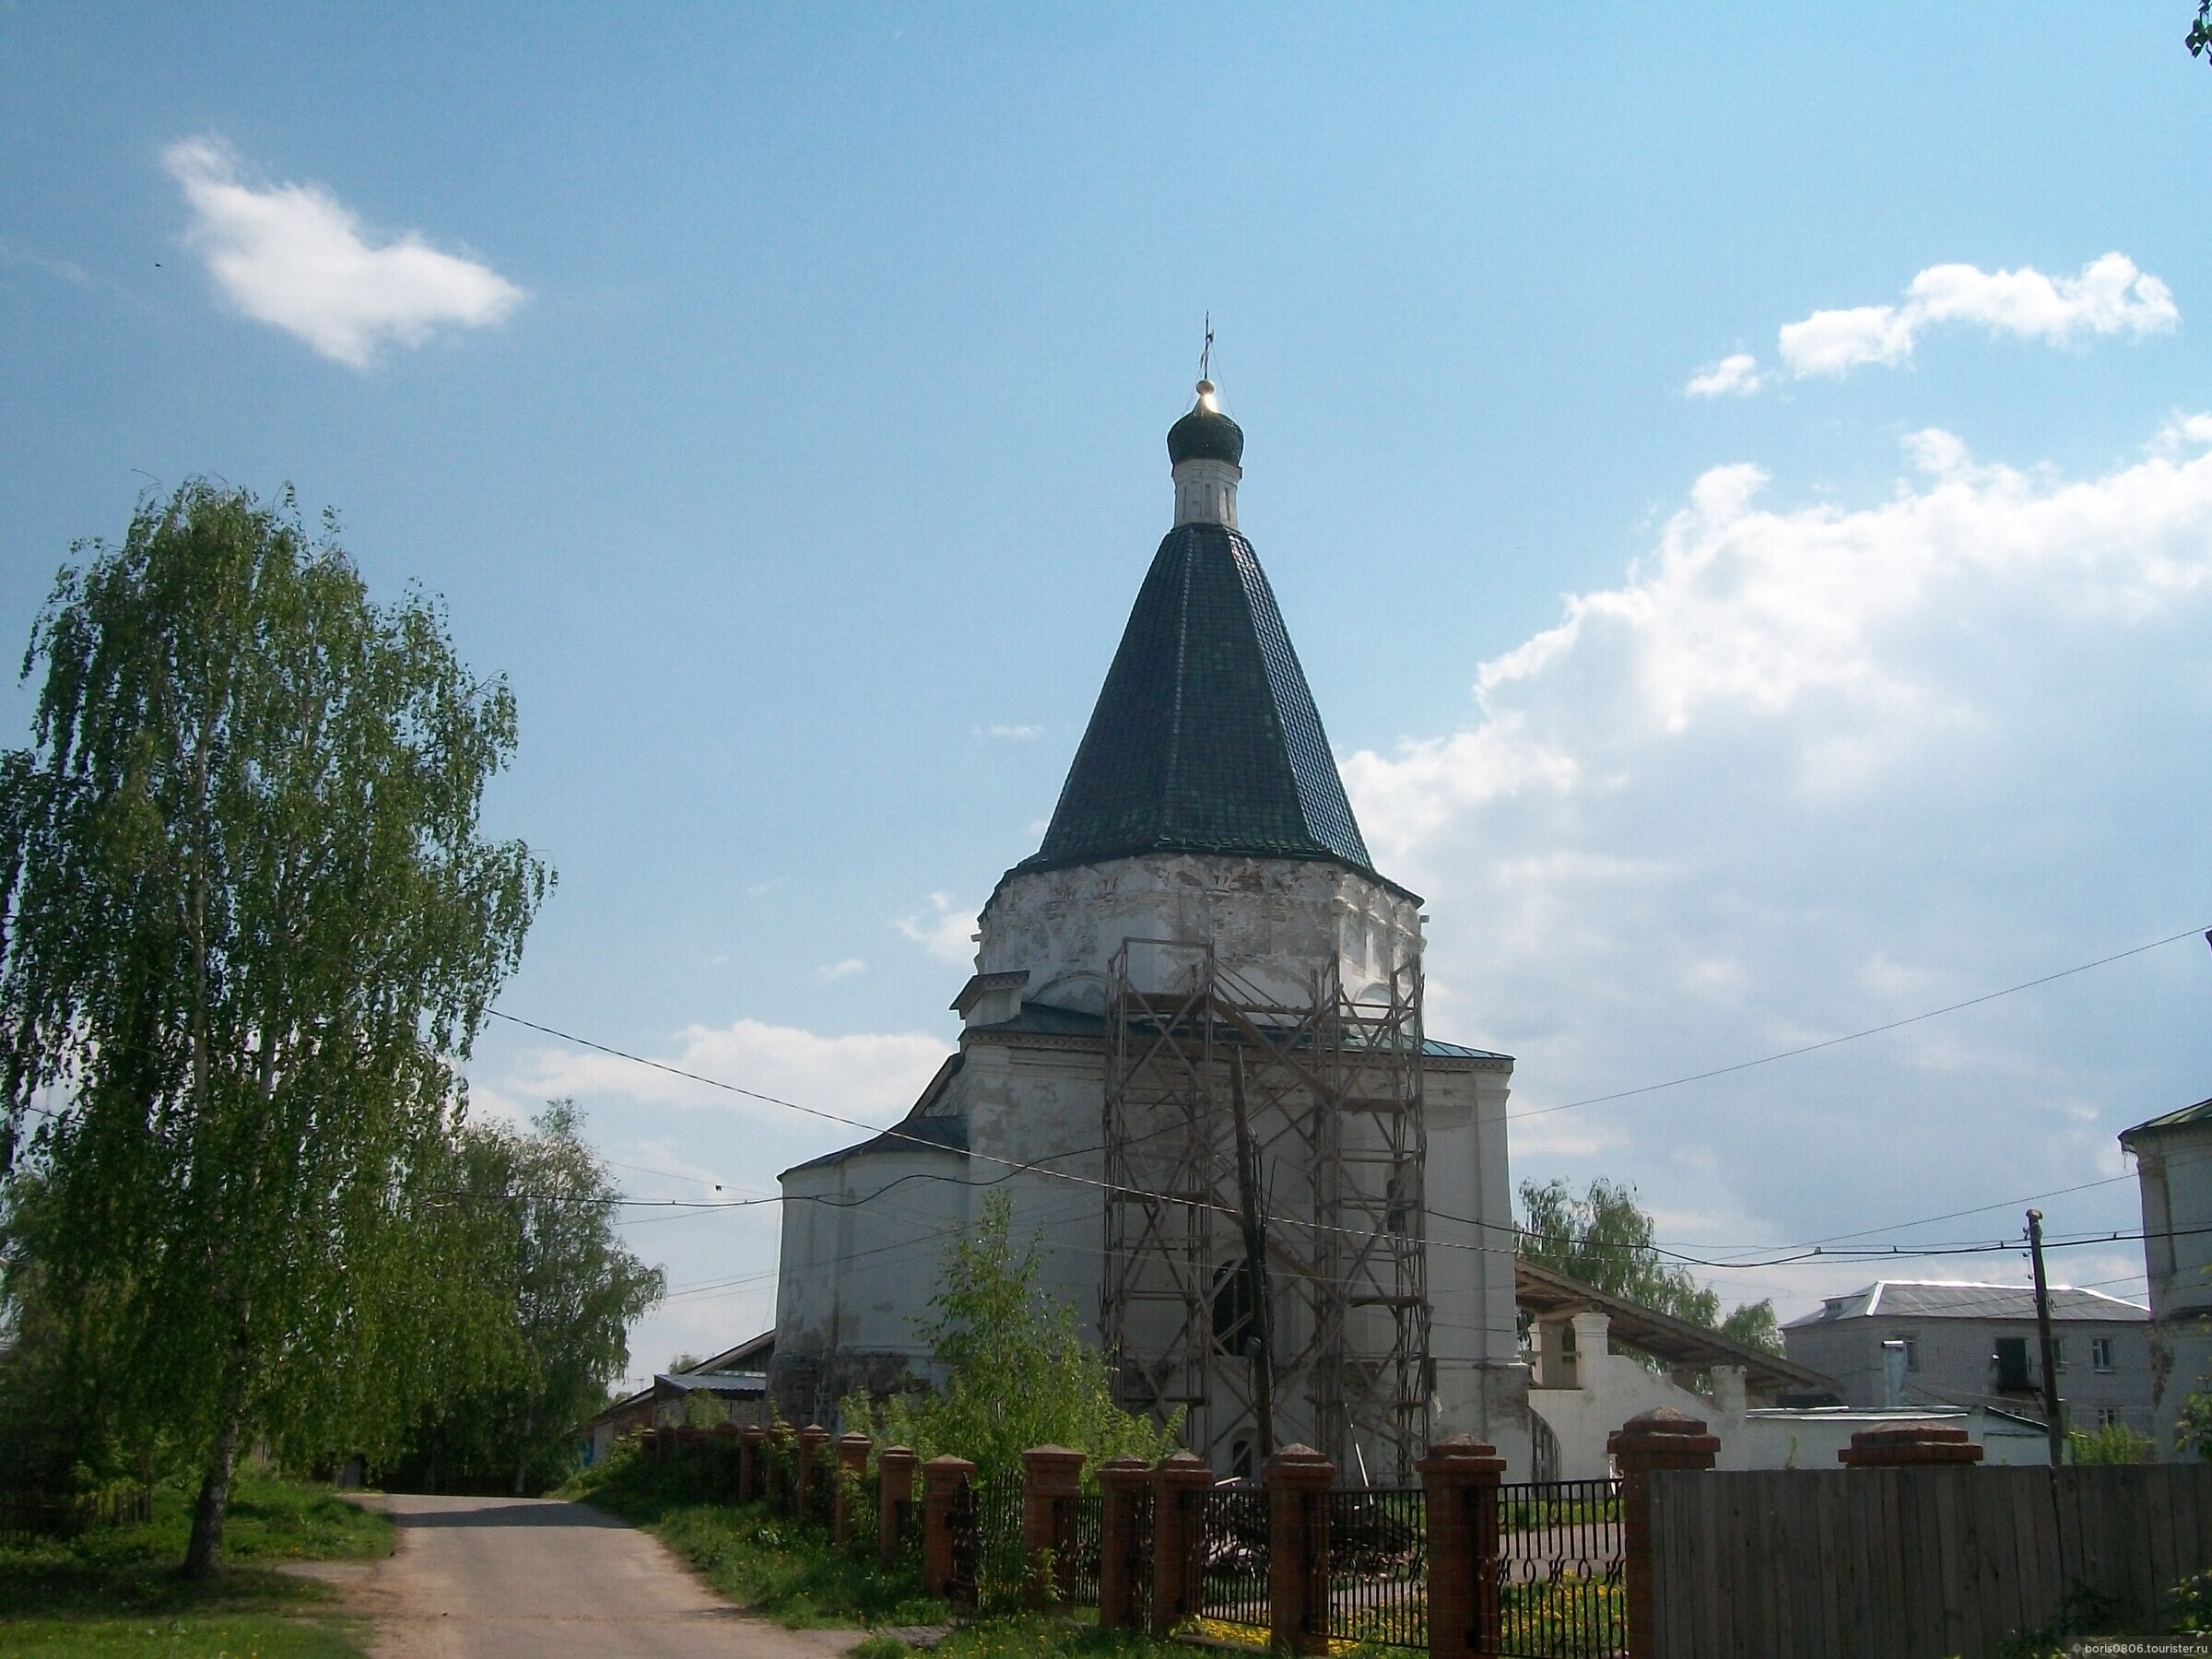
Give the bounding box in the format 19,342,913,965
1648,1464,2212,1659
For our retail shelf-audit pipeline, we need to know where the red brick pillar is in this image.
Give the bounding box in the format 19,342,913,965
834,1432,872,1546
878,1446,918,1571
738,1426,766,1501
1606,1408,1719,1659
1148,1452,1214,1639
1418,1435,1506,1659
1021,1445,1087,1609
1096,1453,1152,1631
797,1425,832,1524
1264,1444,1335,1656
921,1454,976,1604
1838,1422,1984,1466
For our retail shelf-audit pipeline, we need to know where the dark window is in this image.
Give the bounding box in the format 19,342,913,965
1212,1257,1257,1354
2092,1336,2115,1371
1994,1337,2030,1392
1888,1333,1919,1371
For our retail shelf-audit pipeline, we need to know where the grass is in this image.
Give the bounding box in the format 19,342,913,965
565,1446,1198,1655
0,1472,389,1659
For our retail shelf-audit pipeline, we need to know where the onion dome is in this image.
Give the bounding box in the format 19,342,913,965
1166,380,1245,466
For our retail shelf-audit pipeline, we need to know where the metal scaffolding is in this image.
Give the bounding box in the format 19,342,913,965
1100,939,1430,1481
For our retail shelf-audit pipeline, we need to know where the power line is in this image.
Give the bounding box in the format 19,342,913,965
1506,922,2208,1121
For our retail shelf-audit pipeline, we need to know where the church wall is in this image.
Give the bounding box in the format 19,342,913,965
959,1034,1110,1333
771,1140,969,1425
1426,1055,1534,1477
978,853,1421,1017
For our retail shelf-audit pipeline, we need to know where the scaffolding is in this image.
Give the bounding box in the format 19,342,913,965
1100,939,1430,1481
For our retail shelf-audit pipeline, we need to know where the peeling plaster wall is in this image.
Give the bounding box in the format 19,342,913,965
979,853,1421,1014
1427,1054,1532,1475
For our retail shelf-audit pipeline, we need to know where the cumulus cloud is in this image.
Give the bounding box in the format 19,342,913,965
898,892,980,963
1775,253,2176,378
1343,417,2212,1301
814,958,867,982
162,136,524,368
512,1018,948,1123
976,724,1044,740
1685,353,1763,398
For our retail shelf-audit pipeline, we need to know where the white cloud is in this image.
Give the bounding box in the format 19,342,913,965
1775,253,2176,378
162,136,524,368
1343,417,2212,1310
976,724,1044,740
512,1018,948,1123
897,892,980,963
814,958,867,982
1685,353,1763,398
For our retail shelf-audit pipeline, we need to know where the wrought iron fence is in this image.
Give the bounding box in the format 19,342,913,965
0,1485,153,1545
1128,1481,1155,1630
946,1470,1026,1611
1325,1486,1428,1650
1495,1477,1625,1659
1053,1491,1103,1607
1197,1483,1270,1631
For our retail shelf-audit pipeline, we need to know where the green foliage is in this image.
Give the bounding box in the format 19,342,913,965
380,1100,663,1496
2176,1384,2212,1461
2065,1419,2153,1465
842,1195,1182,1486
0,482,549,1571
1518,1178,1780,1352
572,1445,940,1629
0,1470,387,1625
2192,1,2212,63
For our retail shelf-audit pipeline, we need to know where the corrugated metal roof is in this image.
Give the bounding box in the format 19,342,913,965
1782,1280,2148,1328
655,1371,768,1395
2122,1096,2212,1140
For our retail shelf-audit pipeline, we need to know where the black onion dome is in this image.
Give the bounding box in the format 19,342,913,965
1166,381,1245,466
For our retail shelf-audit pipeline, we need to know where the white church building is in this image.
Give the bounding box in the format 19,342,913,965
771,380,1534,1479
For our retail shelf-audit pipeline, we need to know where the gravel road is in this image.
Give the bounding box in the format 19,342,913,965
351,1493,869,1659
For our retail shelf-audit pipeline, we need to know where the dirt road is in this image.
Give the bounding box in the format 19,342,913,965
348,1493,868,1659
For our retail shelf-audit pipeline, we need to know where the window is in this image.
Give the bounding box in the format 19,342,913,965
2098,1407,2124,1430
1888,1334,1920,1371
2091,1336,2115,1371
1994,1337,2030,1392
2052,1336,2066,1371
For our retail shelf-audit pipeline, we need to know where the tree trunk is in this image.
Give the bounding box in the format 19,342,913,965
184,1302,253,1577
184,1396,243,1577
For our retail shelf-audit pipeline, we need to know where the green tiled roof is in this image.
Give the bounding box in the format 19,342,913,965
1018,521,1376,877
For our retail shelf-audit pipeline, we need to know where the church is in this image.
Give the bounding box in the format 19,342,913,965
771,378,1533,1480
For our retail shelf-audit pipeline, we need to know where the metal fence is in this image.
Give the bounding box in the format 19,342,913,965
1198,1483,1270,1631
946,1470,1026,1611
1496,1477,1625,1659
1324,1486,1428,1650
0,1485,153,1545
1053,1491,1103,1607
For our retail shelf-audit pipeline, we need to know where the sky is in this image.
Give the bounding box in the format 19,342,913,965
5,5,2210,1390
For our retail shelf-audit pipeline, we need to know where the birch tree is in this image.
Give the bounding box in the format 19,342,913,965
0,482,548,1574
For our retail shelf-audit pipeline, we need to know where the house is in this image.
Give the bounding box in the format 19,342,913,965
1519,1260,2052,1472
2122,1097,2212,1459
1781,1281,2153,1443
580,1329,775,1466
772,376,1532,1478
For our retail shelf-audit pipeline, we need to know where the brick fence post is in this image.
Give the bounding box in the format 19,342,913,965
834,1431,872,1546
1021,1445,1087,1609
1264,1443,1336,1656
1148,1452,1214,1639
1606,1408,1719,1659
1097,1453,1152,1631
1418,1434,1507,1659
737,1426,765,1500
1839,1422,1985,1466
797,1425,831,1524
921,1454,975,1605
878,1446,918,1571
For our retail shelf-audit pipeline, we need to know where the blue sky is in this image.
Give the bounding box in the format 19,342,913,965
6,5,2211,1384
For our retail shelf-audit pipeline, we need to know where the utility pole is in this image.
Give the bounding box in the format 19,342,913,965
1229,1050,1277,1458
2026,1209,2066,1467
